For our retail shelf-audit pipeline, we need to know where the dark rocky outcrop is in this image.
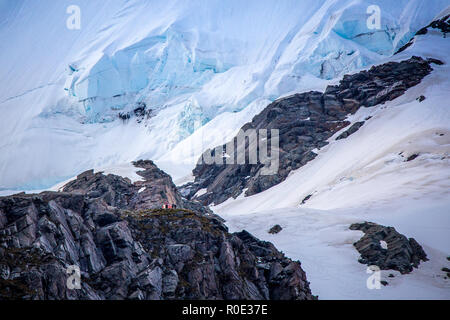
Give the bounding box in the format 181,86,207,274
416,95,426,102
335,121,365,140
301,194,312,205
118,102,153,124
268,225,282,234
62,160,209,215
406,154,419,162
416,14,450,36
350,222,428,274
0,161,314,300
396,14,449,54
442,267,450,278
182,56,434,205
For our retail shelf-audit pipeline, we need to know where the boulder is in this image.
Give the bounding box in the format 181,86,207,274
350,222,428,274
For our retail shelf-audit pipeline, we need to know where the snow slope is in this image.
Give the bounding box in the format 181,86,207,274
1,0,448,192
213,29,450,299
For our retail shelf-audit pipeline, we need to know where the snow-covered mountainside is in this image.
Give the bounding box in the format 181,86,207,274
213,16,450,299
0,0,449,301
182,56,436,205
1,0,448,192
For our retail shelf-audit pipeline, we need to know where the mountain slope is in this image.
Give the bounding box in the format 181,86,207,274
1,0,448,192
1,2,449,300
182,55,436,205
212,14,450,299
0,161,314,300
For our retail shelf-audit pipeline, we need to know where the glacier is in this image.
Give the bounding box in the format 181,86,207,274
0,0,449,191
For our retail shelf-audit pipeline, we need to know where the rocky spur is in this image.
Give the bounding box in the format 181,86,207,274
0,160,314,300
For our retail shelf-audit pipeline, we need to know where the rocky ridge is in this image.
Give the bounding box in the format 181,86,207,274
0,161,314,300
396,14,449,54
182,56,437,205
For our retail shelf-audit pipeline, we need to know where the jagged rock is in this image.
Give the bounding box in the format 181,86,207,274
396,15,449,54
236,231,311,300
301,194,312,205
417,14,450,35
350,222,428,274
184,56,434,205
427,58,444,65
268,225,282,234
406,154,419,162
335,121,365,140
417,95,426,102
0,161,314,300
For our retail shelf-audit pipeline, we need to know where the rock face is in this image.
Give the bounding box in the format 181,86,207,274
350,222,428,274
182,56,434,205
63,160,183,211
0,161,314,300
62,160,209,215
